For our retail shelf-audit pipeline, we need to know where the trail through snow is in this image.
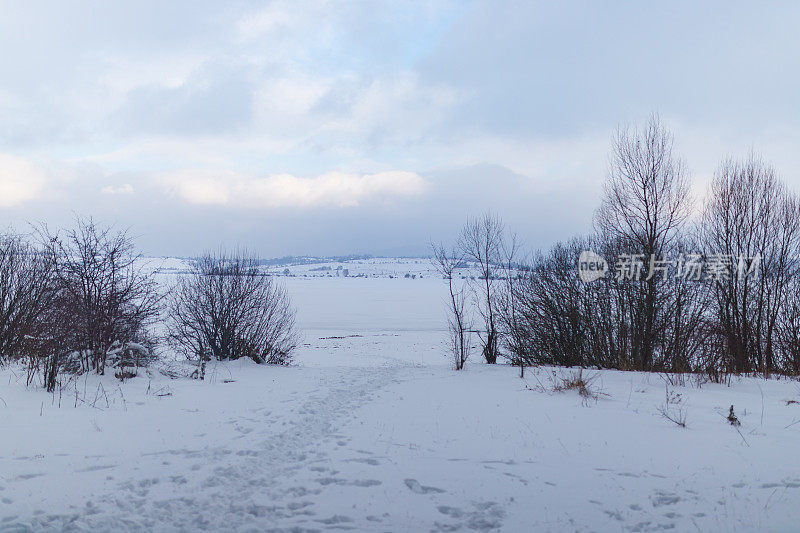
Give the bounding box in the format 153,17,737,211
7,366,406,531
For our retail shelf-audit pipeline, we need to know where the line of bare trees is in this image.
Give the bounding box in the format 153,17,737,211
439,115,800,378
0,218,298,391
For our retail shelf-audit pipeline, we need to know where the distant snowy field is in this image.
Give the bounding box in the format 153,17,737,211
2,258,800,531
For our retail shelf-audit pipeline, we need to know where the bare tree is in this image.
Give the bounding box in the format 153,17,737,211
596,114,692,371
167,249,298,372
458,214,504,364
38,217,162,376
702,154,800,374
778,275,800,374
432,243,471,370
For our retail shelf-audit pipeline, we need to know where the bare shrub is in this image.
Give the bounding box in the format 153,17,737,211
0,232,67,392
37,217,162,377
507,238,594,368
657,384,687,428
552,369,604,404
0,232,56,364
167,249,298,370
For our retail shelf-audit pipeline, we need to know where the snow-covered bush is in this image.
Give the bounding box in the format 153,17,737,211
0,232,55,366
36,217,163,379
0,220,162,391
0,232,68,392
166,249,298,369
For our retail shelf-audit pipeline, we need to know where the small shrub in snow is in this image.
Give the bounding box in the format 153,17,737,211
167,249,299,370
727,405,741,427
658,385,687,428
552,369,604,404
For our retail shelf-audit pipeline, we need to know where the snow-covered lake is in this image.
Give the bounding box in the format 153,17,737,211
2,260,800,531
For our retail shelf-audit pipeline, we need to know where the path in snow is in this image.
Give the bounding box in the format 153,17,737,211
7,365,407,531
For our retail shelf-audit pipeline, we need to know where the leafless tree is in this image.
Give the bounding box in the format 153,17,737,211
458,214,504,364
502,118,712,375
431,243,471,370
37,217,162,376
167,249,298,371
778,275,800,374
596,114,692,371
702,154,800,374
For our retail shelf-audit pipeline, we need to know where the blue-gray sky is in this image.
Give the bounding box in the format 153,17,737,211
1,1,799,256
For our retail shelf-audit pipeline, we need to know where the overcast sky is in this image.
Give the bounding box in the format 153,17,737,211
1,1,799,257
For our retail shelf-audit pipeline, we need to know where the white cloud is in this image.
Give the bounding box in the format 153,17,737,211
100,183,134,195
237,2,298,40
0,154,46,207
254,73,332,118
159,168,429,208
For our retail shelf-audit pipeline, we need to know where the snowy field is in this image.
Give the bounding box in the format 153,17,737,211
2,260,800,531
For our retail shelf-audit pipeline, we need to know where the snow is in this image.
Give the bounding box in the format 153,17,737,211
269,257,441,279
2,260,800,531
140,255,446,280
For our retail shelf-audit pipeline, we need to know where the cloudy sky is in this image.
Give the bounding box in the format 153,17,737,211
1,1,799,257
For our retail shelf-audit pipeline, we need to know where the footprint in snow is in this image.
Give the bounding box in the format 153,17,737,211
405,478,445,494
346,457,381,466
436,501,504,531
75,465,116,473
13,473,44,481
650,491,681,507
350,479,381,487
314,514,353,525
287,501,313,511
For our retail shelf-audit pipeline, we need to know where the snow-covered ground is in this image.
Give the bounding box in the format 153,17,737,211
2,265,800,531
146,255,443,280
